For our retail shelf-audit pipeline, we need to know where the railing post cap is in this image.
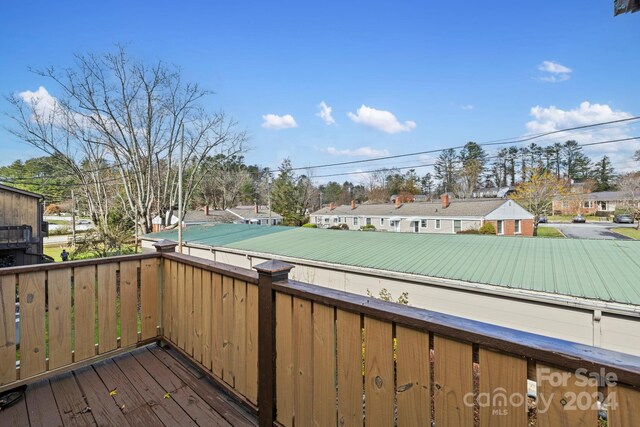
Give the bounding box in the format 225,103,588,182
153,239,178,252
254,259,294,275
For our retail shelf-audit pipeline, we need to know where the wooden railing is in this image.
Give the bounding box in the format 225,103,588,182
2,240,640,426
0,253,162,391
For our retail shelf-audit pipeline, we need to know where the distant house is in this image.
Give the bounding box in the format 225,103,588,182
0,184,48,267
310,194,534,236
226,205,283,225
552,191,640,216
151,205,282,232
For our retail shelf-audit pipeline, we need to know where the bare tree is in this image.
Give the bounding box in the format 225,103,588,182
8,47,246,236
617,172,640,230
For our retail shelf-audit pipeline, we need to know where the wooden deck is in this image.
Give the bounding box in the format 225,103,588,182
0,344,257,427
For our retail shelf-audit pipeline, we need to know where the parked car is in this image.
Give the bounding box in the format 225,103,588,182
613,214,634,224
77,219,91,225
572,215,586,223
538,215,548,224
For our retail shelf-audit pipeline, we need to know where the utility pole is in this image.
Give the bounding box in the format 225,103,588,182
71,190,76,247
178,123,184,254
268,174,272,226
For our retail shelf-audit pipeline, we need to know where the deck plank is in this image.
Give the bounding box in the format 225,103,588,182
92,356,160,424
25,380,64,427
0,344,257,427
113,353,197,426
133,347,231,426
0,393,30,426
73,366,130,427
49,372,96,427
147,345,257,427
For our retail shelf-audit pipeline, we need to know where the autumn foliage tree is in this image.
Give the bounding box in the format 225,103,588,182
511,169,568,236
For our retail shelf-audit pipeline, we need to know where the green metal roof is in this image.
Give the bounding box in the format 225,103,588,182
146,224,640,306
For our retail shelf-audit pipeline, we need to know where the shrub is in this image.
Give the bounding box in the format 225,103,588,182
339,223,349,230
478,223,496,235
302,223,317,228
360,224,376,231
44,204,62,215
457,229,480,234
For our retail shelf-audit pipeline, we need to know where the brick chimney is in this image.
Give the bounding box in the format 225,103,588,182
329,202,335,210
441,194,450,209
351,200,356,209
204,205,209,216
395,196,401,208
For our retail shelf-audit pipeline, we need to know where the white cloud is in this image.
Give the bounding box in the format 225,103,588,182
538,61,572,74
316,101,335,125
347,105,416,134
19,86,59,118
537,60,572,83
261,113,298,130
461,104,474,111
526,101,639,171
325,146,389,157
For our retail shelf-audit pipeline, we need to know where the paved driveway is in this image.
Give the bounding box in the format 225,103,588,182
541,222,636,240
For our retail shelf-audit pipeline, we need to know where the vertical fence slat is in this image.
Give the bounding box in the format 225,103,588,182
246,283,258,404
293,297,313,426
234,280,247,396
336,309,363,427
479,348,527,427
0,274,16,385
176,261,185,348
396,326,430,427
119,261,139,347
171,260,179,344
73,266,95,362
18,271,46,378
202,271,212,371
434,335,474,426
192,267,203,363
312,303,336,427
275,292,294,427
364,316,394,427
222,275,235,386
162,259,171,339
212,272,223,377
97,264,117,354
184,265,194,355
536,364,597,427
609,384,640,427
47,269,72,369
140,258,158,340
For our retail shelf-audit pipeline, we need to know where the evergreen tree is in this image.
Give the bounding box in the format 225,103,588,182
271,159,304,225
562,140,591,181
434,148,459,193
592,155,615,192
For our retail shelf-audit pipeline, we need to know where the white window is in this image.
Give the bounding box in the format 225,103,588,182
334,217,339,223
515,219,521,234
366,218,372,225
420,219,427,228
353,217,358,226
497,220,504,235
583,201,593,208
454,220,461,233
380,218,385,226
435,219,441,229
324,217,329,223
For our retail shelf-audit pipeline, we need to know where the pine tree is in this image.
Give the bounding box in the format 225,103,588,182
434,148,458,193
271,159,303,225
592,155,615,192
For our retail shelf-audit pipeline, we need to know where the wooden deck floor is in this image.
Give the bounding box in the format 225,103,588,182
0,344,257,426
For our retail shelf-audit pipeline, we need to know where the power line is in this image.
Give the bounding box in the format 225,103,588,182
285,116,640,172
310,136,640,179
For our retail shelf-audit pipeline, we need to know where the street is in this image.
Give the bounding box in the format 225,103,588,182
541,222,637,240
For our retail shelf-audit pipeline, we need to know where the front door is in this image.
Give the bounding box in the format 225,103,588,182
413,221,419,233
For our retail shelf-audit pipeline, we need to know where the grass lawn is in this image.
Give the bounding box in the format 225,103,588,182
611,227,640,240
536,226,565,238
43,245,73,261
548,214,603,223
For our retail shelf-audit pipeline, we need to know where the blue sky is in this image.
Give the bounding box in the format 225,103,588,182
1,1,639,182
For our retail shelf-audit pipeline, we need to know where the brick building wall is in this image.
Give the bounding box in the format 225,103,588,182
486,219,534,237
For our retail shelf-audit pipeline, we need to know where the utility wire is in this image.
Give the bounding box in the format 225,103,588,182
286,116,640,172
310,136,640,179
